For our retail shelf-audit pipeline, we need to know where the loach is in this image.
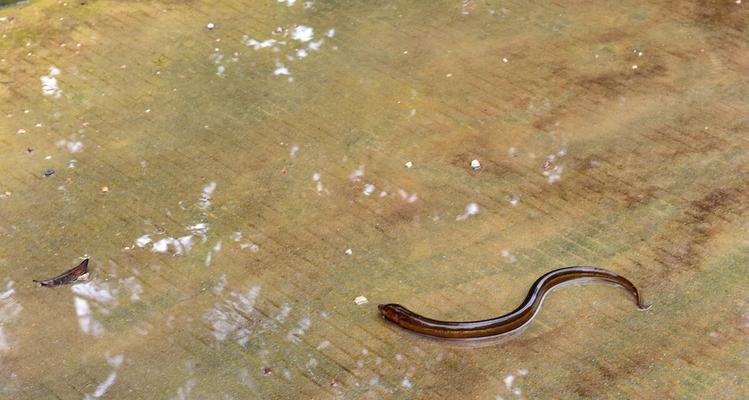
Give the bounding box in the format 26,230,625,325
379,266,651,340
33,259,90,287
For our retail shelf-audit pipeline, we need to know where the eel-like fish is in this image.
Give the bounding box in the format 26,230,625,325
379,266,650,340
33,259,90,287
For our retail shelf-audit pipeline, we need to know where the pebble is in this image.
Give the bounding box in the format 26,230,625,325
470,159,481,170
404,161,413,169
206,22,215,30
43,169,55,177
354,296,368,305
345,248,353,255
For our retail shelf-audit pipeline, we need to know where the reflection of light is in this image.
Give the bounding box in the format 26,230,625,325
72,281,116,303
72,281,118,337
199,181,217,209
291,25,314,42
74,297,104,337
40,67,62,98
203,286,261,346
176,378,196,400
151,236,194,255
121,277,144,301
135,234,151,247
286,317,311,344
84,353,124,399
274,63,290,76
0,280,21,353
456,202,479,221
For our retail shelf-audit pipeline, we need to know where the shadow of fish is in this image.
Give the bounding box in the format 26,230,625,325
33,259,89,287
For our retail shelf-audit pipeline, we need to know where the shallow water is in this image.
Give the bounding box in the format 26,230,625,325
1,0,747,398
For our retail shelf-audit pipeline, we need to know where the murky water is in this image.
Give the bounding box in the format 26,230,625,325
1,0,747,399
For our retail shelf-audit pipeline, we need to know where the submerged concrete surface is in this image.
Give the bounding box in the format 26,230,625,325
0,0,747,398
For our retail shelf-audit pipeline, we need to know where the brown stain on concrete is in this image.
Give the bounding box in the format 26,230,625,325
652,183,747,278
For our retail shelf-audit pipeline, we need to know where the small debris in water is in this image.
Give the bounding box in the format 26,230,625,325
281,166,288,174
470,159,481,171
345,248,352,255
43,169,55,177
206,22,215,30
26,147,34,154
329,378,338,387
404,161,413,169
354,296,368,305
362,184,375,196
504,374,514,388
456,202,480,221
100,186,109,193
262,367,273,376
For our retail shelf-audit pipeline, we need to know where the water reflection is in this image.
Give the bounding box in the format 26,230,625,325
84,353,124,399
72,280,116,337
203,286,261,346
0,280,21,353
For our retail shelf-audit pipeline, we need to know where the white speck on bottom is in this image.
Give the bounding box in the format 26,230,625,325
363,184,375,196
501,250,517,263
504,374,515,388
456,202,479,221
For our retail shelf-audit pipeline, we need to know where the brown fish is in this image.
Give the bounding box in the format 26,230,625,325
379,266,650,340
33,259,90,287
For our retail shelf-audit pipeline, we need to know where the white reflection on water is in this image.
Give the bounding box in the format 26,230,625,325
84,353,124,399
240,15,335,80
397,189,418,203
72,280,118,337
275,303,291,322
175,378,196,400
188,223,209,243
40,66,62,98
55,134,84,153
151,236,194,255
121,277,144,301
286,317,311,344
135,234,151,247
133,182,224,257
291,25,313,42
0,280,21,353
456,202,479,221
203,286,261,346
74,297,104,337
199,181,217,210
349,165,365,182
212,274,228,294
